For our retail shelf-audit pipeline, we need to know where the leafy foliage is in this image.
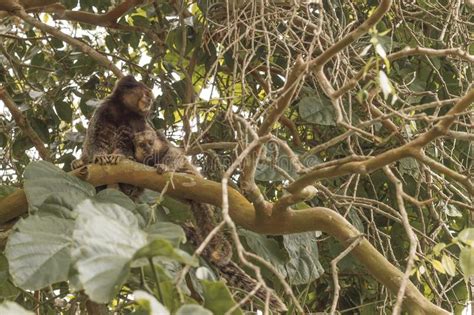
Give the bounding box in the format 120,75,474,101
0,0,473,314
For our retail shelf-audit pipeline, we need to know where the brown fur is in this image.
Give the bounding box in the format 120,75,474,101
133,127,232,264
72,75,154,198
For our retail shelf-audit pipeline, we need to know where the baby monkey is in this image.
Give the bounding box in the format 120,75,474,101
133,128,287,311
133,127,197,175
133,127,232,266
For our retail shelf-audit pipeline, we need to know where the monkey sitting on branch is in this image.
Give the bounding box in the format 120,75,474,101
133,126,287,312
72,75,154,197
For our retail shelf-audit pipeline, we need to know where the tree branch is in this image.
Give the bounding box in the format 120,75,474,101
287,87,474,195
310,0,393,69
0,160,449,314
0,87,52,161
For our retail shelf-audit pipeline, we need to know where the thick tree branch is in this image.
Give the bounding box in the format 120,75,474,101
0,87,52,161
0,160,449,314
287,87,474,195
239,57,306,212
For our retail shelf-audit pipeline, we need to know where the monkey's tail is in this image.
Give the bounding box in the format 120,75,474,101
182,223,288,313
216,261,288,313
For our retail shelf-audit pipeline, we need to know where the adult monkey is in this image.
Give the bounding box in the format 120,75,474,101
72,75,154,198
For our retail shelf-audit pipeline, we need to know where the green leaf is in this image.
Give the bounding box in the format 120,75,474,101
459,246,474,277
0,301,34,315
133,290,170,315
201,280,243,315
0,254,18,299
132,15,150,27
239,229,288,276
55,101,73,123
431,259,445,274
94,188,136,212
5,215,74,290
37,194,78,219
297,95,336,126
442,254,456,277
72,199,148,303
176,304,212,315
145,222,186,247
133,239,197,266
432,243,446,256
283,232,324,285
24,161,94,211
458,228,474,246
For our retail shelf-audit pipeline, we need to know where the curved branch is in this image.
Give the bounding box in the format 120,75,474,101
287,88,474,195
0,160,450,314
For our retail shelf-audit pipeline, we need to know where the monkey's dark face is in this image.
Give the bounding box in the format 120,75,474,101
114,76,154,115
133,130,158,161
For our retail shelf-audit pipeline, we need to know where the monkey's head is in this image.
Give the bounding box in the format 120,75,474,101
133,128,167,165
112,75,154,115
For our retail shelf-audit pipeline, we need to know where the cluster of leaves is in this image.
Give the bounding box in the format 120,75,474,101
0,161,326,313
0,0,473,313
0,161,226,314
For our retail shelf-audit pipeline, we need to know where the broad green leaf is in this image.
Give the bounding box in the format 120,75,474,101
297,96,336,126
54,101,73,123
176,304,212,315
239,229,288,276
432,243,446,256
458,228,474,245
133,239,197,266
0,301,34,315
94,188,136,212
72,199,148,303
0,254,18,299
459,246,474,277
24,161,94,211
133,290,169,315
201,280,243,315
283,232,324,285
442,254,456,277
431,259,445,274
146,222,186,247
5,215,74,290
37,194,78,219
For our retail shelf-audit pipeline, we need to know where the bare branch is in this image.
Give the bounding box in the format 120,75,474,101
0,87,52,161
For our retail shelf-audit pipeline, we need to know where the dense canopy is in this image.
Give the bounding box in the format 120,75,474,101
0,0,473,314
